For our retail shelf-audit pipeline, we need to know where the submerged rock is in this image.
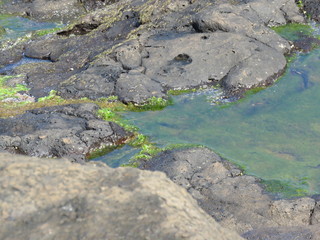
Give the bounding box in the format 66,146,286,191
0,103,131,162
141,147,320,238
0,152,244,240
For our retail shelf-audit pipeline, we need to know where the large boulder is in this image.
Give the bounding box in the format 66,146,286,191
141,32,287,91
0,152,243,240
140,147,320,238
192,3,293,53
0,103,131,162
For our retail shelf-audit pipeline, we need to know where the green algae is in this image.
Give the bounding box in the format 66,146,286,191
272,23,314,41
261,179,309,198
0,75,29,101
123,48,320,197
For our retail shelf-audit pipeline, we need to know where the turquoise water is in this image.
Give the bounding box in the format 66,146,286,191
92,145,140,168
0,14,61,40
121,47,320,196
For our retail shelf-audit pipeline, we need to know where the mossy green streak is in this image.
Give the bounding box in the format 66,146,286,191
272,23,314,41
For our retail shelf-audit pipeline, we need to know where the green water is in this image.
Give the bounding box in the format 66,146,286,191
123,48,320,196
0,14,61,40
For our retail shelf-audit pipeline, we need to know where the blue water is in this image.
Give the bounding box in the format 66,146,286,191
0,56,51,74
0,14,62,40
91,145,140,168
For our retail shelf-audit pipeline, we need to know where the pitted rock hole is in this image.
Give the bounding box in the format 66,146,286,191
173,54,192,65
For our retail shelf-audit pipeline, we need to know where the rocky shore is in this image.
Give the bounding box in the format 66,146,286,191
1,0,320,239
141,147,320,239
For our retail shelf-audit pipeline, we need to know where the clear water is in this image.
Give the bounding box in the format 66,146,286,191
0,56,51,74
91,145,141,168
123,50,320,195
0,14,61,40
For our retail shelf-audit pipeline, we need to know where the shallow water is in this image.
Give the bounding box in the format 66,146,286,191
123,49,320,195
0,56,51,74
92,145,140,168
0,14,60,40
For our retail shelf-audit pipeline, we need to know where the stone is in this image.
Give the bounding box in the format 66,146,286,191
141,147,320,236
58,64,124,100
242,226,320,240
115,71,166,104
0,152,244,240
303,0,320,22
13,16,139,99
113,39,143,70
0,103,131,162
142,32,287,92
0,0,112,23
193,3,292,53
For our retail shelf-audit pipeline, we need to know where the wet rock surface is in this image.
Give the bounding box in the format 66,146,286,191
141,147,320,239
0,0,304,103
0,103,131,162
0,0,115,23
303,0,320,22
0,152,244,240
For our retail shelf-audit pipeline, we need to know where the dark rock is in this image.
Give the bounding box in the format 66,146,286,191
303,0,320,22
79,0,120,12
0,0,117,23
141,147,320,236
113,39,143,70
142,32,287,91
242,226,318,240
293,37,320,52
0,152,244,240
0,103,131,162
58,59,124,99
193,3,292,53
115,71,166,104
0,45,24,68
14,17,139,99
221,45,286,91
1,0,305,102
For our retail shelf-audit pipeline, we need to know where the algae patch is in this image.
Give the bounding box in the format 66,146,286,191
272,23,314,41
0,75,29,101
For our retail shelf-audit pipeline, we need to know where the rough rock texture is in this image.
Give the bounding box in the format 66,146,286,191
5,14,140,99
58,57,124,99
0,0,305,103
303,0,320,22
140,147,320,239
192,3,296,53
243,226,320,240
0,0,117,22
0,103,131,162
142,32,287,91
116,71,166,104
0,152,244,240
